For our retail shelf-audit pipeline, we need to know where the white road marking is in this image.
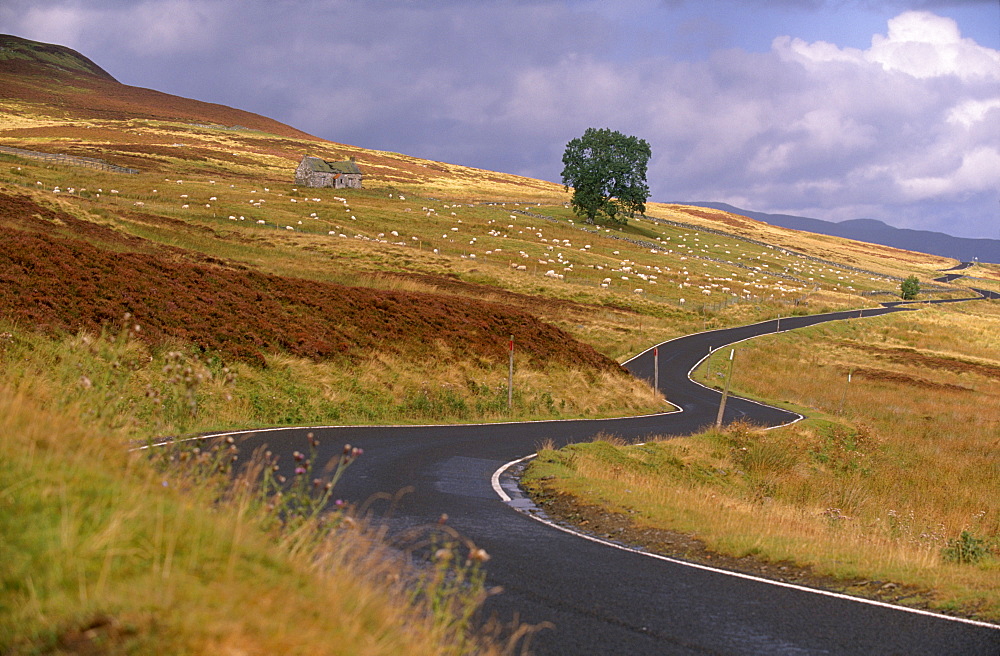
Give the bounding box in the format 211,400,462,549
491,454,1000,631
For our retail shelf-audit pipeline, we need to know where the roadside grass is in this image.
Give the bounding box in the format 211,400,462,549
0,322,666,441
525,302,1000,621
0,386,520,655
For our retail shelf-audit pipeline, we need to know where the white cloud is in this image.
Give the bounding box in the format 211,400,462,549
899,147,1000,201
867,11,1000,79
947,98,1000,128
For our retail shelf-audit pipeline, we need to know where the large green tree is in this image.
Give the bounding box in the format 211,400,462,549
900,275,920,300
561,127,651,225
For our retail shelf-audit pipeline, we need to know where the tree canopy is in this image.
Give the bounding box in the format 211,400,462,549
900,275,920,300
561,127,651,225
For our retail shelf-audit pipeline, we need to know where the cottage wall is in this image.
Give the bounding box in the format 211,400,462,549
295,156,363,189
338,174,362,189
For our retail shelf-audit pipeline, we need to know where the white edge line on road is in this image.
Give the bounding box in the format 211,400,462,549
493,309,998,632
141,309,879,451
490,454,1000,632
133,400,683,451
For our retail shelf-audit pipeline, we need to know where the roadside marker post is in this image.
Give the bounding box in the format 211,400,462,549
653,346,659,392
715,348,735,429
507,334,514,410
838,367,854,415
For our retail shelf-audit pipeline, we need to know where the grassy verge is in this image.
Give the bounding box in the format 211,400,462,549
0,323,665,441
523,301,1000,621
0,385,524,654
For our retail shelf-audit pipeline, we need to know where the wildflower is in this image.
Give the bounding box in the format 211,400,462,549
469,548,490,563
295,466,306,476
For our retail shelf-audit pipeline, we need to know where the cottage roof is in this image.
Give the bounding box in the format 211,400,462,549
301,156,361,175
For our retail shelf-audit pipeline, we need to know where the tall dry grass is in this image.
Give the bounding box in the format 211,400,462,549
527,302,1000,619
0,383,529,654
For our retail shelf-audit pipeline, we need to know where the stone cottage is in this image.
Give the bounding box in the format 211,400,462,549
294,155,363,189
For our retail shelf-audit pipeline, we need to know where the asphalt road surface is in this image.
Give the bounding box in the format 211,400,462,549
228,305,1000,655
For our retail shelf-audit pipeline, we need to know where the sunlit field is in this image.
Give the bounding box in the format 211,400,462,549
526,301,1000,620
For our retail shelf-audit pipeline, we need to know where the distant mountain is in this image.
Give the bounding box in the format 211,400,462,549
679,202,1000,264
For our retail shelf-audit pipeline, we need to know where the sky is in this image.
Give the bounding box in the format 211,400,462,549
2,0,998,239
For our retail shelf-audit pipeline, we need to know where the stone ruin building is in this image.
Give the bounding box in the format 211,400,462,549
294,155,363,189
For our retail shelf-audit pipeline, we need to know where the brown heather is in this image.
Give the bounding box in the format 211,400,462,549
0,190,619,373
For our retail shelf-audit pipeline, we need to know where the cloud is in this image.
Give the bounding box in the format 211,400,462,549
6,5,90,48
3,0,221,55
867,11,1000,79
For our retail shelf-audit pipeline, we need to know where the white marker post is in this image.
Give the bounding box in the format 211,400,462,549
715,348,735,429
838,367,854,415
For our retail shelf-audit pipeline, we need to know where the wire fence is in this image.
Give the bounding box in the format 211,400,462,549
0,145,139,175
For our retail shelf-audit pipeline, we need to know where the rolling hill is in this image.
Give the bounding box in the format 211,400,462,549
682,201,1000,264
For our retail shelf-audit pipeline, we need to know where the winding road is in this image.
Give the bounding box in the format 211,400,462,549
226,304,1000,655
934,263,1000,299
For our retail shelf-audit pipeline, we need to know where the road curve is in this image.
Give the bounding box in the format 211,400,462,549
226,306,1000,655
